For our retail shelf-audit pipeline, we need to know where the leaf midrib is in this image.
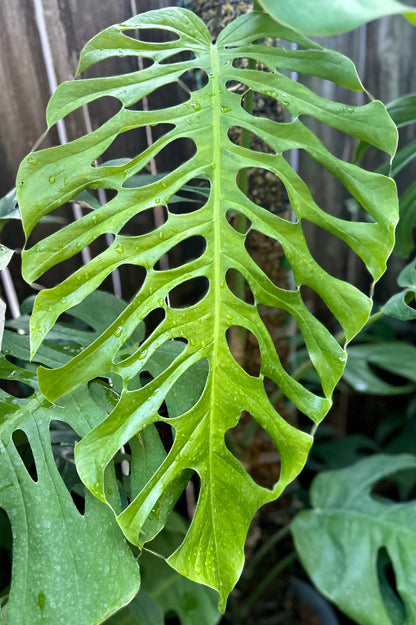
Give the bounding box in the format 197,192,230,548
207,42,223,590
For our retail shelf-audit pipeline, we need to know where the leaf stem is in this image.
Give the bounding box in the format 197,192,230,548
243,524,291,579
241,552,297,616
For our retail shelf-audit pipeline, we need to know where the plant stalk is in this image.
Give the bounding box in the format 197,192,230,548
241,552,297,616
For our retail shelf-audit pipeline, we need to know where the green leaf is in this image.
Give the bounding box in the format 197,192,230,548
0,189,20,221
394,179,416,257
342,341,416,394
258,0,416,36
105,590,164,625
356,93,416,257
0,353,140,625
0,245,13,272
17,8,398,608
106,515,221,625
383,259,416,320
138,515,221,625
387,94,416,129
292,454,416,625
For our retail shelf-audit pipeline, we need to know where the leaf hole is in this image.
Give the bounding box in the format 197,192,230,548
377,547,407,625
300,285,340,336
178,68,209,91
301,219,369,284
367,362,414,390
167,276,209,309
226,326,261,377
257,304,297,351
103,263,147,302
232,57,251,69
226,209,251,234
160,50,195,65
36,233,111,288
121,137,197,188
155,419,175,455
166,235,206,269
262,376,298,426
51,96,122,135
140,83,188,111
123,28,180,43
166,359,209,417
50,420,86,515
238,167,286,213
167,177,211,215
12,429,38,482
226,79,244,92
226,411,281,490
139,370,153,389
142,307,166,342
97,127,150,164
119,204,168,236
1,360,35,398
228,126,276,155
0,509,12,594
225,268,255,305
245,229,287,289
371,469,416,503
83,56,149,78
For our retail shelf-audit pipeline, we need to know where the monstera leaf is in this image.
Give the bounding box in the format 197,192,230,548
292,454,416,625
0,333,140,625
17,8,398,608
259,0,416,36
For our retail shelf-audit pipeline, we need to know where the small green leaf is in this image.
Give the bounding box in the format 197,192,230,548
0,189,20,221
387,94,416,129
0,354,140,625
343,341,416,394
258,0,416,36
0,245,13,272
383,259,416,320
292,454,416,625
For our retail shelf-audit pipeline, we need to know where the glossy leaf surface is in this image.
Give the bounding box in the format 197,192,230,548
259,0,416,35
292,454,416,625
17,8,398,607
0,333,140,625
108,514,220,625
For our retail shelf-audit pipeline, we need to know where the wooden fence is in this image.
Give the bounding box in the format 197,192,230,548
0,0,415,305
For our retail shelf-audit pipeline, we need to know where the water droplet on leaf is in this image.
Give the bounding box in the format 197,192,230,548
49,175,56,184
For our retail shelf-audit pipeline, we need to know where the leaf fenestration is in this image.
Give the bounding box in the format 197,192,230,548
0,343,140,625
292,454,416,625
17,8,398,608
